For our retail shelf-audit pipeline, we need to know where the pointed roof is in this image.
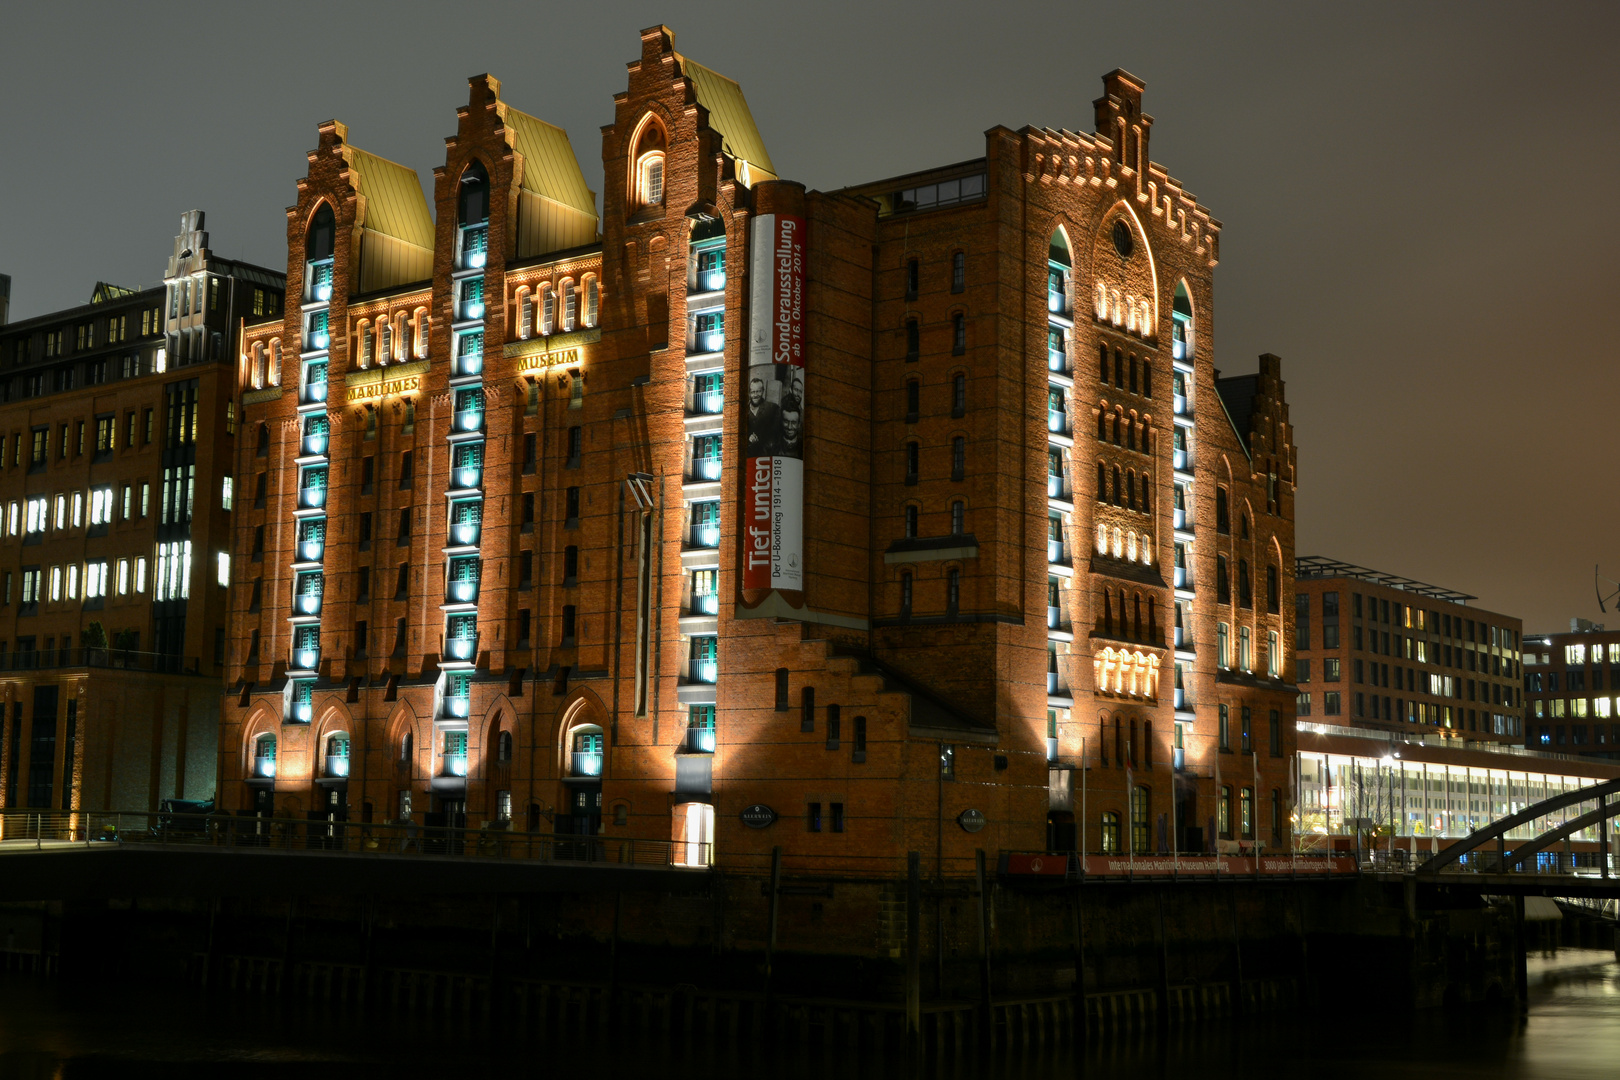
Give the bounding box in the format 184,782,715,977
346,146,435,250
503,106,598,217
674,53,777,180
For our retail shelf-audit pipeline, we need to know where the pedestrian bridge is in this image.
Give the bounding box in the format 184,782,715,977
1403,777,1620,898
0,809,713,901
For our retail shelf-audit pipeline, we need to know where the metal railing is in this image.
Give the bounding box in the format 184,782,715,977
0,809,711,869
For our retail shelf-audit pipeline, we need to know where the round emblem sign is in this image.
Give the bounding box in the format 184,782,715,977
957,809,987,833
740,804,777,829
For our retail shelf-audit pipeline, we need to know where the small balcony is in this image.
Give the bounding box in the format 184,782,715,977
300,432,329,457
296,527,325,563
1174,624,1188,648
690,593,719,617
1047,540,1069,566
452,351,484,379
293,592,323,617
446,578,480,605
689,523,720,549
448,520,481,547
308,260,334,303
570,751,603,777
324,754,350,778
1047,290,1068,317
1046,474,1067,500
1047,605,1065,631
444,634,478,662
697,266,726,293
443,695,470,720
449,465,483,492
687,659,718,685
689,458,722,483
683,727,716,754
1046,672,1064,695
691,328,725,355
289,699,313,724
1174,687,1189,710
1173,747,1186,771
1173,507,1188,531
1172,448,1190,471
691,390,724,415
459,225,488,270
453,406,484,434
291,646,320,672
253,755,277,779
1046,737,1059,762
457,296,485,322
1173,566,1190,589
1173,392,1189,416
442,753,469,777
1047,410,1069,436
1048,348,1068,374
298,484,328,510
1172,326,1192,361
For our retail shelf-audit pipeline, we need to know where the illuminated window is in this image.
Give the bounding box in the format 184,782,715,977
116,559,130,596
216,551,230,588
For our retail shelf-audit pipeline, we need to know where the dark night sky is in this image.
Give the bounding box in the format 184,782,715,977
2,2,1615,632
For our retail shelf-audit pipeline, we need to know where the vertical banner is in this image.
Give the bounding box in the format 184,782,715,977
742,211,806,595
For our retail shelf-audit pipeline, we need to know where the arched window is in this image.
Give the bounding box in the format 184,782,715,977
1125,470,1136,510
497,730,513,763
1172,282,1194,361
900,571,913,617
539,284,555,335
950,500,965,535
458,160,489,226
399,729,413,766
1216,555,1230,604
903,504,918,538
1111,527,1122,559
561,279,578,331
250,343,265,388
632,118,667,209
256,422,270,457
1238,560,1252,608
1097,409,1108,442
1215,487,1230,534
1139,474,1150,510
1098,343,1109,381
268,341,282,385
1267,565,1281,613
306,205,335,263
584,277,599,328
1111,465,1122,505
1111,413,1121,444
1096,462,1106,502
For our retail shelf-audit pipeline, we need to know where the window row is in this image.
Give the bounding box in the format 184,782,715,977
902,252,968,300
1,484,155,537
902,312,969,361
1096,344,1153,397
902,436,967,483
1095,463,1151,512
514,277,600,339
896,567,966,618
901,499,968,539
1091,524,1152,566
903,372,968,421
1215,622,1283,678
2,556,149,605
7,306,165,365
1094,407,1152,453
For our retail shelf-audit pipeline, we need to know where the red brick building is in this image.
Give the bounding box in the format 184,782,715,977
220,26,1298,867
1293,558,1524,746
0,213,283,813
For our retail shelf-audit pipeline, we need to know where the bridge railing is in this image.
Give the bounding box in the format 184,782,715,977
0,809,711,870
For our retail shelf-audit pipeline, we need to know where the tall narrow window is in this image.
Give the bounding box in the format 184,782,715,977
951,251,965,293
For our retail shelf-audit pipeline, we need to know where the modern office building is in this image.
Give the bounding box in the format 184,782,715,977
1522,621,1620,759
0,213,283,813
220,25,1298,864
1294,558,1524,745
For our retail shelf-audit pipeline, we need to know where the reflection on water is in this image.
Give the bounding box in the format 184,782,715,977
0,951,1615,1080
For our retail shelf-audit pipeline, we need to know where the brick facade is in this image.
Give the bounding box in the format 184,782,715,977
219,26,1298,868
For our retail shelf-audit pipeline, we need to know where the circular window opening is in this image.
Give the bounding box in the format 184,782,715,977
1111,220,1134,260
